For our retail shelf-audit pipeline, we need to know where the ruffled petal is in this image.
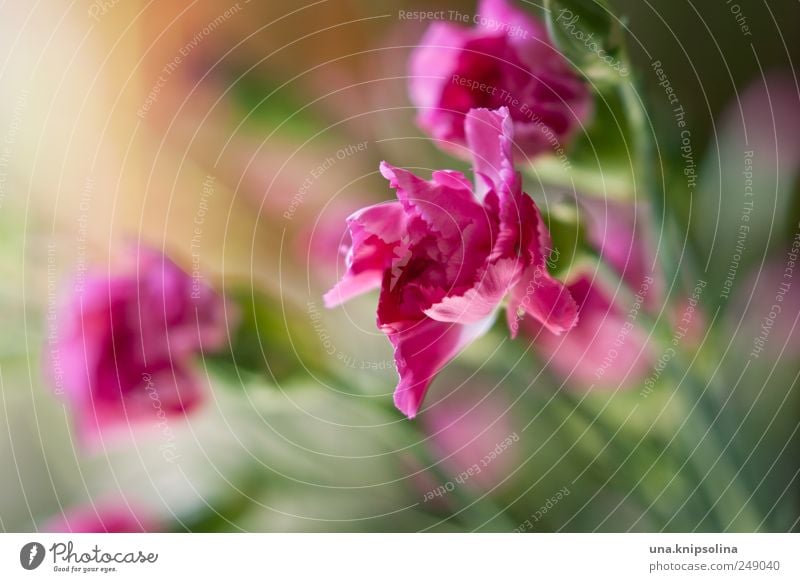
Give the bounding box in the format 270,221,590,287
410,22,471,141
388,316,496,418
507,264,578,337
476,0,591,137
464,107,517,199
379,162,485,238
323,202,407,307
425,257,522,323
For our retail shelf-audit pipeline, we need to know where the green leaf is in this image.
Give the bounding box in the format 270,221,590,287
542,198,590,276
208,288,326,385
527,83,634,199
227,66,325,138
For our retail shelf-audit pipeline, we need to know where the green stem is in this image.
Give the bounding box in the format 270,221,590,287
666,354,764,531
617,65,682,295
499,338,697,529
321,359,518,531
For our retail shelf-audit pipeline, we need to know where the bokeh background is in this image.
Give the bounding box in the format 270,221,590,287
0,0,798,532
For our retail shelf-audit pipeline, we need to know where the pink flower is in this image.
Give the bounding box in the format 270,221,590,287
423,382,519,491
733,259,800,359
524,274,655,388
522,199,659,388
47,247,231,442
581,198,662,310
409,0,591,159
44,502,155,533
325,107,577,417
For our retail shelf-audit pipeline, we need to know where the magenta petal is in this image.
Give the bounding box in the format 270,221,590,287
464,107,517,199
525,274,654,388
325,104,578,414
389,316,495,418
410,23,471,140
476,0,567,81
507,265,578,337
425,257,522,324
431,169,474,192
379,161,484,238
323,271,384,308
323,202,407,307
44,502,154,533
76,363,203,445
409,0,590,160
47,247,230,445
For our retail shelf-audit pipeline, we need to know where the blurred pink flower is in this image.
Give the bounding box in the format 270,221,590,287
524,273,655,388
47,247,231,443
581,198,664,310
734,258,800,359
523,199,660,388
44,502,155,533
424,383,518,491
409,0,591,159
325,107,577,417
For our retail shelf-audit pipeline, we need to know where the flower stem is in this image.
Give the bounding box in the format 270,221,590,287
617,60,688,297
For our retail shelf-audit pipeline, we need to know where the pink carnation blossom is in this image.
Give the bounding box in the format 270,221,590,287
47,247,231,443
325,107,577,417
409,0,591,159
44,502,155,533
